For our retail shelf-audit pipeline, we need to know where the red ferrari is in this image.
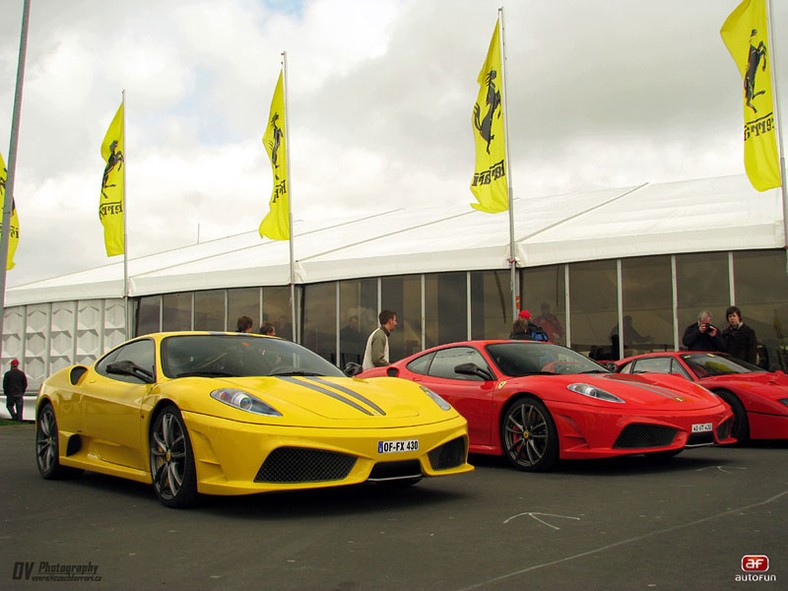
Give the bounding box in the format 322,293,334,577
615,351,788,443
357,341,735,471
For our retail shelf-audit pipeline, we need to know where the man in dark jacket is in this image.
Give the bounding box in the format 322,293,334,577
4,359,27,421
722,305,758,364
682,310,726,352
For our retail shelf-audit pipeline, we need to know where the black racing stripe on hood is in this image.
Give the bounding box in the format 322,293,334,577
306,376,387,416
278,376,374,415
602,376,686,400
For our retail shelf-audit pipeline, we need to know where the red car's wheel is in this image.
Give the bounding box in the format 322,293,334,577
501,397,558,471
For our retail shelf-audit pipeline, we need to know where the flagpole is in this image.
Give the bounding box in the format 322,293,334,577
498,6,518,318
282,51,298,342
122,89,130,335
0,0,30,359
767,0,788,275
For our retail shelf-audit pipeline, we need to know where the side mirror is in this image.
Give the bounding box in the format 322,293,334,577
454,362,494,381
343,362,362,377
107,360,155,384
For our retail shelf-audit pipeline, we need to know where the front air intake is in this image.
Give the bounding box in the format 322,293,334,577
613,424,678,449
255,447,356,483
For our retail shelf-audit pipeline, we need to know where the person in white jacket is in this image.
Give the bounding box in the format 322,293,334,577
362,310,398,370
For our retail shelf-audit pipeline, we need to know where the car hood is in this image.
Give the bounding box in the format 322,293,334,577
700,371,788,396
187,374,458,427
517,373,723,409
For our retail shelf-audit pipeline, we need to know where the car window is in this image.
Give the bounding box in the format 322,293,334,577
96,339,156,384
618,361,634,374
406,352,435,376
486,342,608,376
668,359,692,379
428,347,490,381
632,357,672,374
630,357,692,380
681,353,763,377
160,334,344,378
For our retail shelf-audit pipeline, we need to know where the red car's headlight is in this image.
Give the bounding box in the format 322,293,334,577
567,383,625,404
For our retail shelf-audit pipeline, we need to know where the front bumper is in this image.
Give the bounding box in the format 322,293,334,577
547,401,736,460
182,411,473,495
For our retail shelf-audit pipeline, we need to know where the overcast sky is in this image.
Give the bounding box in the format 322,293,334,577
1,0,786,288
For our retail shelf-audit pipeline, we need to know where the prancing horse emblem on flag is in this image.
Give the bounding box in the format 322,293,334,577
745,28,768,113
101,140,124,201
267,113,284,175
473,70,501,154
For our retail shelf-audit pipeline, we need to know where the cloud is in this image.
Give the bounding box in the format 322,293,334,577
1,0,784,287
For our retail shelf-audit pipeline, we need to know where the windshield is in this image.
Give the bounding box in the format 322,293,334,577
485,342,610,377
681,353,764,377
160,334,345,379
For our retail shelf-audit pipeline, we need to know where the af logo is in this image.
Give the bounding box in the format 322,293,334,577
741,555,769,572
473,69,501,154
745,28,768,113
101,139,124,201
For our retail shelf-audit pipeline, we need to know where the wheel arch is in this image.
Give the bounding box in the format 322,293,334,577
496,392,562,472
710,387,749,442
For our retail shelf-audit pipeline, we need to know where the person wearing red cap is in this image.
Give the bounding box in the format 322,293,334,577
4,358,27,422
509,310,549,341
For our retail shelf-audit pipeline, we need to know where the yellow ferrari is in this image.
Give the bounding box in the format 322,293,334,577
35,332,472,507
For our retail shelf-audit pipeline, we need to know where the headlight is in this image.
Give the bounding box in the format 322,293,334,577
568,383,625,404
210,388,282,416
420,386,452,411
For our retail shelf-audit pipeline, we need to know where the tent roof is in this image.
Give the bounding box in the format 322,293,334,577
7,174,785,306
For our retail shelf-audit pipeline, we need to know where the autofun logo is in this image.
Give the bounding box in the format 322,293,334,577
743,556,769,572
736,555,776,583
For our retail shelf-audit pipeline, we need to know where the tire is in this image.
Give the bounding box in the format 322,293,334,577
149,405,199,508
501,397,559,471
35,403,83,479
715,389,749,443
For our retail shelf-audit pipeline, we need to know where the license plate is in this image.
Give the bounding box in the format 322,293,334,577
378,439,419,454
692,423,713,433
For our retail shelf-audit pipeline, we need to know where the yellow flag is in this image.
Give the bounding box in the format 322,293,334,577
0,151,20,270
720,0,781,192
259,71,290,240
99,102,125,256
470,19,508,213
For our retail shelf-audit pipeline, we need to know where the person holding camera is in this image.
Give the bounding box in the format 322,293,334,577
682,310,726,352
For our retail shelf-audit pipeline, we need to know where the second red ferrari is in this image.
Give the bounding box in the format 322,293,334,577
615,351,788,442
358,341,736,471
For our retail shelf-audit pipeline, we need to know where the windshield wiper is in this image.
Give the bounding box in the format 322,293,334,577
269,370,324,377
173,370,238,378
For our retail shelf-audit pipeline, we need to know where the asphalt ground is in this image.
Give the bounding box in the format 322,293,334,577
1,422,786,591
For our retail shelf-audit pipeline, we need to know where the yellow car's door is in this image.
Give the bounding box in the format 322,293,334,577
80,339,156,471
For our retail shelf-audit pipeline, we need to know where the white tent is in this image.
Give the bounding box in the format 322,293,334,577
7,174,785,306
